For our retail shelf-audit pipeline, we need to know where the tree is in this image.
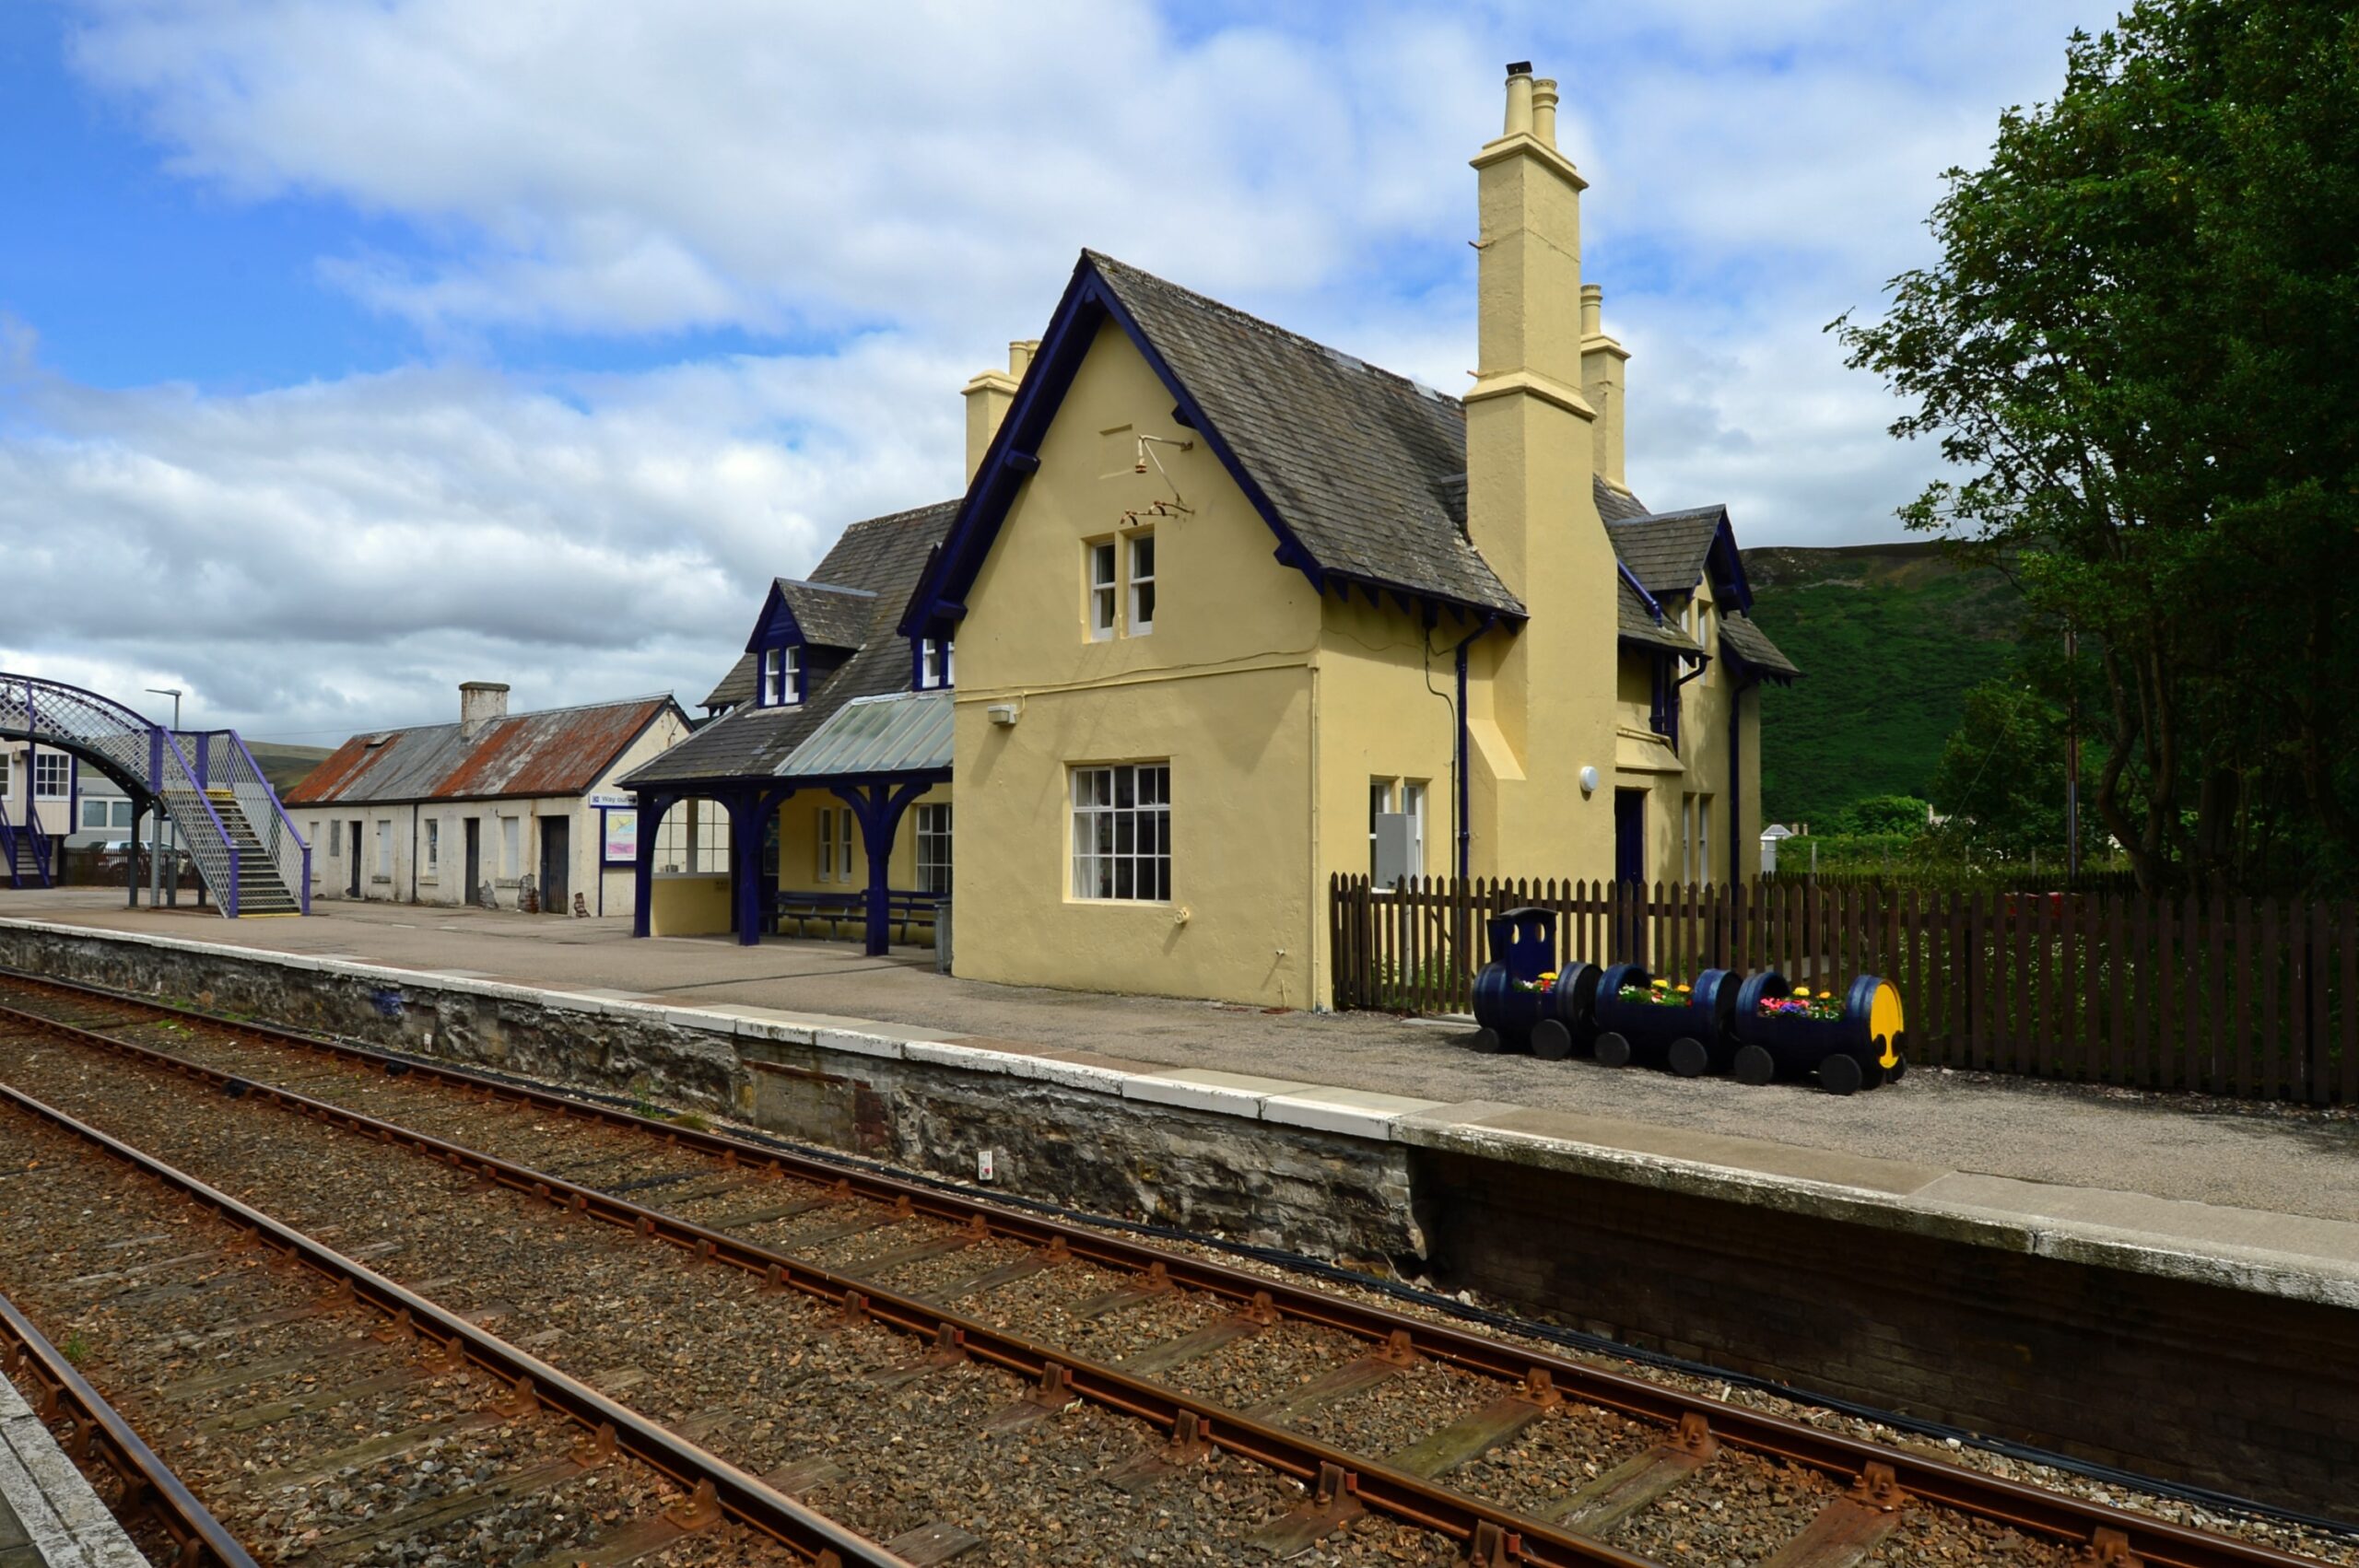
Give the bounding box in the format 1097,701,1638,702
1835,0,2359,892
1835,795,1932,837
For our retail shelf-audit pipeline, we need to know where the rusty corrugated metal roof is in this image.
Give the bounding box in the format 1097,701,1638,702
285,696,678,806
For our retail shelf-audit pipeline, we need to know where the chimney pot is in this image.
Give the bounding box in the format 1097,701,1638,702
1009,339,1039,378
1581,284,1603,338
1531,77,1559,148
459,681,510,740
1503,64,1534,136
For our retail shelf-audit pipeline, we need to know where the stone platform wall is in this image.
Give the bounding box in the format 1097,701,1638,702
2,922,2350,1515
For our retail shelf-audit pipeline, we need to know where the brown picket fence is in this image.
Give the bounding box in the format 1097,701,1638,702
1329,875,2359,1104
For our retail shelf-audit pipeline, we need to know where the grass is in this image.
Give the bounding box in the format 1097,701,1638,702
1742,543,2021,831
61,1331,91,1365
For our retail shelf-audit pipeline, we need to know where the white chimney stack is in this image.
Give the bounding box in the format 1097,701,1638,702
459,681,510,740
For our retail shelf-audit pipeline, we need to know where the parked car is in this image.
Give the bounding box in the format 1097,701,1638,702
90,839,194,882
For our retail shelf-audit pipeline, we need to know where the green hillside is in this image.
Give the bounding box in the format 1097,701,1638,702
246,742,332,796
1739,542,2021,830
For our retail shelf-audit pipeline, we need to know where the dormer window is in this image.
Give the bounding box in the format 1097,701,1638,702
918,638,954,690
761,644,801,707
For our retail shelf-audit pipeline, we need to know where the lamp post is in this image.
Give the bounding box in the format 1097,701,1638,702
146,687,182,907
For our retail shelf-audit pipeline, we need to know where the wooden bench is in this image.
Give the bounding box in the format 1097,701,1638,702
775,889,941,944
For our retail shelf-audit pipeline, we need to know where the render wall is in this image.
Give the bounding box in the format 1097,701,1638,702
294,707,688,921
950,318,1325,1006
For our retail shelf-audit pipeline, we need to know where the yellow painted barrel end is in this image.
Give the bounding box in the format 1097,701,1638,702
1870,980,1905,1069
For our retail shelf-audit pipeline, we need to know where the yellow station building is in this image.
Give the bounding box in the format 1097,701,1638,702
625,63,1797,1008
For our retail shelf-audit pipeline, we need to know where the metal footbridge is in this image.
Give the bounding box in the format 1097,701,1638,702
0,673,309,917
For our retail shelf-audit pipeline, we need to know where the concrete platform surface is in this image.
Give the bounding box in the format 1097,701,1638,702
0,1372,147,1568
6,892,2357,1308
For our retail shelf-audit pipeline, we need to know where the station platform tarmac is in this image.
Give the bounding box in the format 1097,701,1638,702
4,889,2355,1306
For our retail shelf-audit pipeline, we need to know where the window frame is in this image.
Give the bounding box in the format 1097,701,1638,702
424,818,440,874
915,802,952,895
32,752,69,800
917,637,954,690
761,643,802,708
1127,531,1156,636
1087,541,1119,641
81,798,111,830
1070,762,1171,904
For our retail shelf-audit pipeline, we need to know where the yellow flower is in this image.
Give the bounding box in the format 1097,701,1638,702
1675,984,1691,994
1794,988,1812,999
1539,971,1556,983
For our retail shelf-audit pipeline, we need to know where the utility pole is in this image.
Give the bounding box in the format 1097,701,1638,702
2063,627,2081,880
147,688,182,907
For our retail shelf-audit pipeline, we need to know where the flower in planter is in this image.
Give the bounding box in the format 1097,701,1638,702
1618,980,1693,1007
1512,969,1559,994
1759,989,1847,1022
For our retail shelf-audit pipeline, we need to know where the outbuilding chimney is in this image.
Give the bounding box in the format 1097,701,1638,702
961,339,1040,483
459,681,510,741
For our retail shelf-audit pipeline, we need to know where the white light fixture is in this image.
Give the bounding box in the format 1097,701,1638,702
986,703,1020,727
1579,766,1599,796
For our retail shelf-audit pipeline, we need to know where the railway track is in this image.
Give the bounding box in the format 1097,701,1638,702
0,969,2339,1568
0,1080,898,1567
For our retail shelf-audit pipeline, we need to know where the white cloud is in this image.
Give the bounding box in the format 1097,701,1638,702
0,335,966,736
8,0,2127,739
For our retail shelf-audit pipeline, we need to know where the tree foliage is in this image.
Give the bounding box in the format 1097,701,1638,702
1836,0,2359,891
1835,794,1933,837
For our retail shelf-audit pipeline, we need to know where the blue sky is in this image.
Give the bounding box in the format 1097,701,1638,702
0,1,2117,740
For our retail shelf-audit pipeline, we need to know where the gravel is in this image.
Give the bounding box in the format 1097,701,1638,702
0,1089,804,1568
13,980,2352,1567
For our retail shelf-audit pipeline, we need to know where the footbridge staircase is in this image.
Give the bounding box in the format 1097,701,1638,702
0,673,310,918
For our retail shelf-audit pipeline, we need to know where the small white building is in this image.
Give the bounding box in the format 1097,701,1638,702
1,740,77,884
285,683,690,918
1759,822,1796,873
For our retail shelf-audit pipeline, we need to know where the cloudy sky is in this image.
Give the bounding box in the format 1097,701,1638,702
0,0,2115,742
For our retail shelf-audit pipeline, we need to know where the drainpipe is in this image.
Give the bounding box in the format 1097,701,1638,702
1452,621,1489,879
410,803,419,904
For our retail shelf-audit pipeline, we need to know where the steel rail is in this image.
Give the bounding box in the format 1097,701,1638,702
0,1001,1661,1567
0,977,2334,1568
0,1078,913,1568
0,1288,259,1568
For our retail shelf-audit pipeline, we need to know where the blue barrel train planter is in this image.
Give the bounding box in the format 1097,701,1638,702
1590,965,1743,1078
1731,972,1907,1095
1470,907,1601,1059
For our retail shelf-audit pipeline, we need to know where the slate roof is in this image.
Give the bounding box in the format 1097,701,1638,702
1602,491,1799,676
772,579,876,649
1617,578,1699,653
702,652,757,710
286,696,678,806
1719,612,1802,678
1087,252,1522,617
1608,507,1726,596
628,500,957,788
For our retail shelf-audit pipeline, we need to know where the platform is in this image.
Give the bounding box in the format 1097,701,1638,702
3,890,2356,1510
0,1374,145,1568
3,889,2353,1306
